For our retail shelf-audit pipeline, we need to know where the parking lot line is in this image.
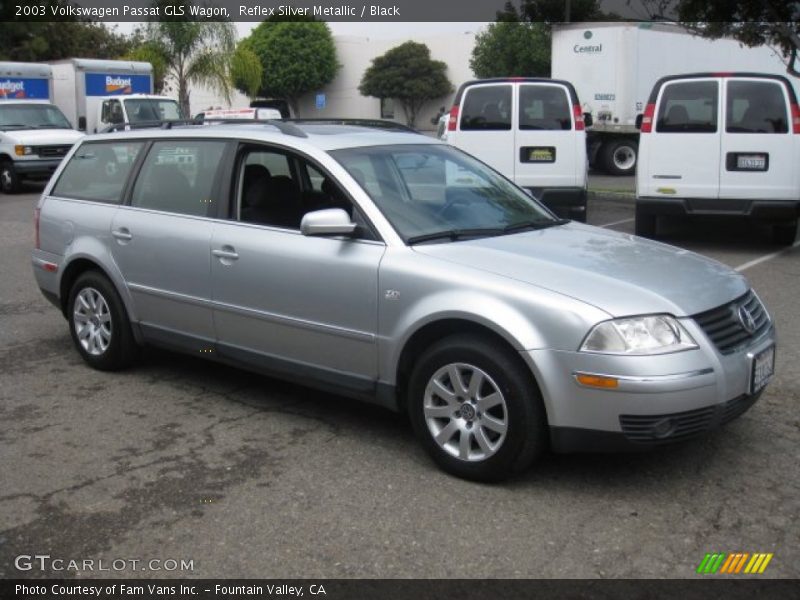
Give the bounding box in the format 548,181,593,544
735,239,800,272
598,217,635,228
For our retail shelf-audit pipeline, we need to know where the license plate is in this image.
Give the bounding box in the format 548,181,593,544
751,346,775,394
737,155,766,170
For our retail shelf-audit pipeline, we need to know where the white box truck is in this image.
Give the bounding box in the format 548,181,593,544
50,59,181,133
551,22,797,175
0,62,84,194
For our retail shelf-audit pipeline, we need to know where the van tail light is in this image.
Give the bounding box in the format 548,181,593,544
791,103,800,134
447,105,459,131
34,207,41,249
640,103,656,133
573,104,585,130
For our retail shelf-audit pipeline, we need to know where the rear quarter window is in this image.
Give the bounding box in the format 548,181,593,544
52,141,144,203
726,80,789,134
459,85,512,131
656,80,718,133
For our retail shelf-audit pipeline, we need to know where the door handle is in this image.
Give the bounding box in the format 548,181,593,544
212,247,239,260
112,228,132,241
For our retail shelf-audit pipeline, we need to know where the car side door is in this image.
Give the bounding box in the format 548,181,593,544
209,143,385,396
109,138,231,350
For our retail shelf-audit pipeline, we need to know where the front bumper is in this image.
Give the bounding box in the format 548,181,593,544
523,320,775,453
637,196,800,222
14,158,64,180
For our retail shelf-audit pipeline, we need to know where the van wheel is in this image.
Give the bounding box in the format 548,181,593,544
773,220,798,246
407,334,547,482
602,139,638,176
0,161,20,194
635,206,657,238
68,271,138,371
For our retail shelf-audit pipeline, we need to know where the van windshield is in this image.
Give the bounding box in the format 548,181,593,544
330,144,561,244
124,99,182,123
0,103,72,130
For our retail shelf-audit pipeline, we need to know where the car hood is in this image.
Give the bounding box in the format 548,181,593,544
412,222,748,317
2,129,84,145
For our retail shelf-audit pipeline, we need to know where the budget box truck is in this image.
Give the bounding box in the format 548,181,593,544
50,59,181,133
551,22,797,175
0,62,83,193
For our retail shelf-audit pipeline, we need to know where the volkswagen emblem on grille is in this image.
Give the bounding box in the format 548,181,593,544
738,305,757,334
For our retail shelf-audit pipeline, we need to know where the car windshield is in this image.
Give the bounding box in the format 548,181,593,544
124,99,182,123
0,103,72,130
330,144,560,243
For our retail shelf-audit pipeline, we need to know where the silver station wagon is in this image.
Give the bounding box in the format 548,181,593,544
32,121,776,481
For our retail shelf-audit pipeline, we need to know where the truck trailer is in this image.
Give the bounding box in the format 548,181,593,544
551,22,798,175
50,59,181,133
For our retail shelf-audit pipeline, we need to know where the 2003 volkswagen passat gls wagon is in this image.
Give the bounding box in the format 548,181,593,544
32,121,776,481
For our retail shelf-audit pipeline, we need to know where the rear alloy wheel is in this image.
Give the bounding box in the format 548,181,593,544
772,220,798,246
68,271,138,370
408,335,547,482
602,139,638,176
0,161,20,194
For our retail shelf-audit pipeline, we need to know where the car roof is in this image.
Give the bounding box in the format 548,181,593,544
84,123,441,152
647,72,799,104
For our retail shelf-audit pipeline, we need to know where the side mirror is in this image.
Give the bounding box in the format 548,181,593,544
78,116,86,131
583,112,593,128
635,114,643,130
300,208,357,237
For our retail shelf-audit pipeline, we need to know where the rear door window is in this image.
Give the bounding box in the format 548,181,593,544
52,141,144,203
459,85,512,131
726,80,789,134
656,80,719,133
519,85,572,130
130,140,226,217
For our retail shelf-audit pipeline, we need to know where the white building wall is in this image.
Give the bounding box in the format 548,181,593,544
182,31,477,129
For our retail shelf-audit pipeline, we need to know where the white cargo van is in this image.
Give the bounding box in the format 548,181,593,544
635,72,800,245
445,78,589,221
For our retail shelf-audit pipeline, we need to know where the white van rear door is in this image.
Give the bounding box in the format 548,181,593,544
720,77,796,201
452,83,514,178
644,78,721,199
514,82,582,190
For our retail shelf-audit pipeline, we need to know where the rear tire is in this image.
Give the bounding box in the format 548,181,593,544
67,271,138,371
601,139,638,176
773,220,798,246
407,334,547,482
635,205,657,238
0,160,20,194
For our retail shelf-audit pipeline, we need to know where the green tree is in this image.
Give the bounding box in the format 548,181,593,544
230,46,263,99
359,41,453,128
471,21,552,78
135,1,237,117
238,18,339,115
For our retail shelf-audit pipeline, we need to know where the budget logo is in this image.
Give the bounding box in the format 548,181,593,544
105,76,132,94
0,80,26,98
696,552,774,574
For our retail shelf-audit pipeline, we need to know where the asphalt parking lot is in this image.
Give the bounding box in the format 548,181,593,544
1,179,798,579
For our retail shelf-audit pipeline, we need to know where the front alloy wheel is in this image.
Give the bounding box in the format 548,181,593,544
423,363,508,462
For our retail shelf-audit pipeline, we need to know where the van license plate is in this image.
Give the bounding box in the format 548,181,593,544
751,346,775,394
737,155,766,170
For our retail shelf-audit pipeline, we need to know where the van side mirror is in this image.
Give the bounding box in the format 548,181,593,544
635,114,643,130
583,112,593,128
300,208,357,237
78,116,86,131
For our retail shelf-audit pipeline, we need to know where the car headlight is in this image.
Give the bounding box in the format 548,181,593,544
14,145,34,156
580,315,697,355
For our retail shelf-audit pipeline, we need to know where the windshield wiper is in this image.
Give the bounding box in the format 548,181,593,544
0,123,35,130
503,218,570,233
407,228,505,245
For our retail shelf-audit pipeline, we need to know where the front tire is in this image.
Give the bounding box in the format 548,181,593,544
0,160,20,194
773,220,797,246
68,271,137,370
408,335,547,482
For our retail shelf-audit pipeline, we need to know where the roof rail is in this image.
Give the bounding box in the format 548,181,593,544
286,118,417,132
100,118,308,138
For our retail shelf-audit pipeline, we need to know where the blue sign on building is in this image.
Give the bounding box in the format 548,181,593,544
0,78,50,100
315,93,326,110
85,73,151,97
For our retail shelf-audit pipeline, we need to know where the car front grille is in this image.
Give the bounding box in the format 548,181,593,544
619,394,757,445
36,145,71,158
692,290,770,355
